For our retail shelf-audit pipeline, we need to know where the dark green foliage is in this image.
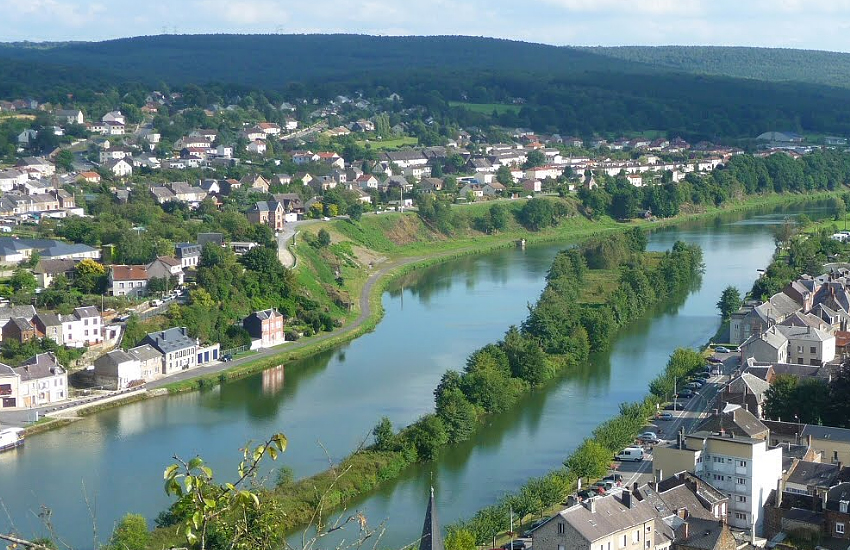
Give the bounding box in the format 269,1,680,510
316,229,331,248
517,198,569,230
435,387,478,444
648,348,704,400
717,286,742,320
372,416,396,451
405,414,448,460
104,513,151,550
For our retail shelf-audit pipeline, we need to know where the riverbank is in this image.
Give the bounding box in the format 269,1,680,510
11,190,843,437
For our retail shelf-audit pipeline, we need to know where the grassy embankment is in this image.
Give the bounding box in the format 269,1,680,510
354,136,419,150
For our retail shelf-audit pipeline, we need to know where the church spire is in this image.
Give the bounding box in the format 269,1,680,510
419,486,444,550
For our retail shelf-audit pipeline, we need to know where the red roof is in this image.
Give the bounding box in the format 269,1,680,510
111,265,149,281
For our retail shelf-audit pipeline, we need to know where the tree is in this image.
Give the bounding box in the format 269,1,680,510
716,286,742,320
163,433,288,550
564,439,610,480
763,374,799,421
316,228,331,248
523,149,545,169
496,165,514,186
347,202,364,222
10,268,36,293
445,528,476,550
435,387,477,443
833,196,847,221
74,258,107,294
406,414,448,460
105,514,150,550
54,149,74,172
372,416,396,451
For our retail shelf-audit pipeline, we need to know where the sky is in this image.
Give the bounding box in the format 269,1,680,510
2,0,850,52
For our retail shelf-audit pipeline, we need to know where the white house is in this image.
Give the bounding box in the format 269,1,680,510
102,110,126,125
103,158,133,178
93,349,141,390
60,306,102,347
0,353,68,408
247,140,267,155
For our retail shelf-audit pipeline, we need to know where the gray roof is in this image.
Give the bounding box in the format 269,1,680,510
35,312,62,327
128,344,163,363
249,308,282,321
0,304,36,323
15,353,64,380
786,460,840,488
142,327,196,355
0,362,14,376
694,404,768,438
741,326,788,351
559,492,657,543
74,306,100,318
32,258,78,275
774,324,832,342
729,372,771,402
801,424,850,444
825,482,850,512
671,517,727,550
94,349,136,369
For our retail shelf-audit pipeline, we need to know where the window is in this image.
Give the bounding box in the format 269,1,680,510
737,496,747,503
713,474,724,481
557,523,565,535
797,345,804,353
738,460,747,467
621,535,627,548
633,529,640,543
840,501,849,513
810,346,817,354
735,513,747,521
837,523,845,535
646,526,652,533
737,478,746,485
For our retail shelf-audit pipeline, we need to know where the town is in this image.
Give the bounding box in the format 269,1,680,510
1,72,850,550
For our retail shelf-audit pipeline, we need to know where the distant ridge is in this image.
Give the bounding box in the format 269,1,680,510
585,45,850,89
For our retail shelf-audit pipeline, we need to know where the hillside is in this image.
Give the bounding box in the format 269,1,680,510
586,45,850,89
0,34,653,88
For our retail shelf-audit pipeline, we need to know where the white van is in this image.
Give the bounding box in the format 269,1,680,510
615,447,644,462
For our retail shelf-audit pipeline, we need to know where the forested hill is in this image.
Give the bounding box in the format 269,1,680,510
586,46,850,89
0,34,654,88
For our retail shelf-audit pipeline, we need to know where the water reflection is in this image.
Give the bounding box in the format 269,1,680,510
262,365,285,395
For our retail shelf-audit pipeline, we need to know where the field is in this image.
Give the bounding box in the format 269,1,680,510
355,136,418,150
448,101,521,115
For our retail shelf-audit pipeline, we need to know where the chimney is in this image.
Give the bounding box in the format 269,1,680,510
655,469,663,490
683,522,689,540
633,481,639,493
775,478,783,508
807,434,813,448
622,490,633,509
585,498,596,514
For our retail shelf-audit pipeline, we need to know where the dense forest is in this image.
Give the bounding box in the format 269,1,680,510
587,46,850,89
5,35,850,140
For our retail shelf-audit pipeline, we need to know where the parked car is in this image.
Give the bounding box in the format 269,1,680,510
221,354,233,362
685,381,702,390
149,299,162,307
707,356,723,364
577,489,595,500
501,540,526,550
676,389,695,399
614,447,644,462
657,411,675,421
714,346,731,354
638,432,660,444
593,480,615,492
663,402,685,411
115,314,130,322
696,372,712,380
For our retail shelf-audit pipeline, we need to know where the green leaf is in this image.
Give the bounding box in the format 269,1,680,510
192,510,203,530
188,456,204,470
200,465,213,479
163,464,179,480
203,498,216,510
267,447,278,461
272,433,288,452
184,476,194,493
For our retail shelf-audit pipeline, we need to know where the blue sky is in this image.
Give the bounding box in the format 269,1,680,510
2,0,850,52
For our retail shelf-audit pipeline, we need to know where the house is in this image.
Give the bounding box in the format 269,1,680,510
32,258,77,288
532,490,669,550
692,403,769,440
103,158,133,178
141,327,198,375
247,140,267,155
763,421,850,465
721,373,771,419
383,150,428,169
17,129,37,145
825,483,850,541
482,182,506,196
2,317,36,343
317,152,345,169
756,131,804,143
128,344,164,381
105,121,125,135
522,179,542,193
458,183,484,198
246,200,285,231
0,169,28,191
146,256,184,286
16,157,55,177
175,242,202,269
60,306,103,347
109,265,149,297
9,353,67,407
0,305,37,343
33,312,62,344
292,150,320,165
93,349,141,390
774,324,836,366
243,308,286,349
102,110,125,125
653,430,783,533
783,460,840,497
257,122,281,136
54,109,84,125
739,326,789,364
240,174,269,193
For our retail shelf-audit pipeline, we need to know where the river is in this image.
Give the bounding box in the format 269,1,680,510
0,201,828,548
